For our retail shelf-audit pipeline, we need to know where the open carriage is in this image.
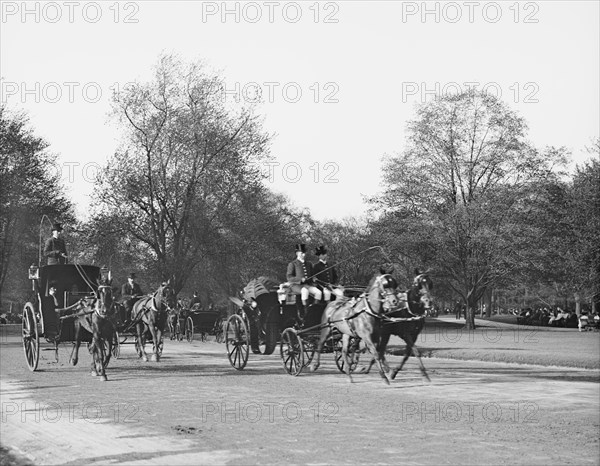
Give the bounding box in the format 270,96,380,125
22,263,111,371
182,305,225,343
225,277,362,374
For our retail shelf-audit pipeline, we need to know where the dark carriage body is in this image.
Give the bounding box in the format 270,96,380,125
23,264,103,371
32,264,101,342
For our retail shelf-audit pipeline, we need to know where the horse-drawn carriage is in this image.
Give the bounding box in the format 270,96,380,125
22,263,114,374
182,305,225,343
226,271,435,384
224,277,363,373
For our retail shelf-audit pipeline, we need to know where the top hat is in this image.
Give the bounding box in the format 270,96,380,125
315,245,328,256
295,244,307,253
127,273,136,279
51,222,63,232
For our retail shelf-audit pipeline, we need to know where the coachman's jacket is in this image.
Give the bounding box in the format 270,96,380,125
286,259,314,285
121,282,143,299
43,237,68,265
312,260,338,288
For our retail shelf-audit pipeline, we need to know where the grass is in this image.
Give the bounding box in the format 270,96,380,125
386,315,600,369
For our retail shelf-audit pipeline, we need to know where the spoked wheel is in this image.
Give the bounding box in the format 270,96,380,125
112,331,120,359
302,338,316,367
334,335,360,374
226,314,249,370
280,328,304,376
22,303,40,371
186,317,194,342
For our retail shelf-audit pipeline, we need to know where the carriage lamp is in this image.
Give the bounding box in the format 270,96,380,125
251,299,258,309
277,284,287,304
28,264,39,280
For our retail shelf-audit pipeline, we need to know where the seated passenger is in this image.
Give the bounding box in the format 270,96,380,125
286,243,322,319
312,245,344,302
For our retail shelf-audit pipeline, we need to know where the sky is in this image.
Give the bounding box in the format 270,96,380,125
1,0,598,221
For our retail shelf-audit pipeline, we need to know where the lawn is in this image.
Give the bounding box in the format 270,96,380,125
386,315,600,369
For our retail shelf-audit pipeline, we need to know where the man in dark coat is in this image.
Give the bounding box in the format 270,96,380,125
286,244,322,311
121,273,143,321
43,223,68,265
312,245,342,302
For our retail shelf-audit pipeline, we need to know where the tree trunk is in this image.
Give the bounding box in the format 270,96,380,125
465,305,476,330
485,288,493,318
574,292,581,316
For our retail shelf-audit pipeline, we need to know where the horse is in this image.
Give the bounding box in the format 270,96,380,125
308,273,400,384
131,281,176,362
360,270,434,381
70,277,115,381
167,307,179,340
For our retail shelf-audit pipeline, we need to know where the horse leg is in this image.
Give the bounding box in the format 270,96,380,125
136,321,148,362
147,315,159,362
391,335,414,380
70,321,81,366
362,337,390,385
341,334,354,383
308,327,330,372
412,343,430,382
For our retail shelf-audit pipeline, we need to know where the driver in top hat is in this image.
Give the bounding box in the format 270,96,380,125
312,245,343,302
286,244,323,314
43,222,68,265
121,273,144,322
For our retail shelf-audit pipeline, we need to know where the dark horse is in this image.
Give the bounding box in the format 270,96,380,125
361,270,434,381
308,274,400,384
131,281,176,362
71,277,115,381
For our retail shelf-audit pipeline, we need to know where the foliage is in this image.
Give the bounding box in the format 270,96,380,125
0,106,73,309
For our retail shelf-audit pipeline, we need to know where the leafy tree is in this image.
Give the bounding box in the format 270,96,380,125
91,54,271,294
0,106,73,310
371,90,566,328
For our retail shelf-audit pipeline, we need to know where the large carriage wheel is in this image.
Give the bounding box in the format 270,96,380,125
22,303,40,371
226,314,249,370
112,331,121,359
185,316,194,343
280,328,304,376
333,335,360,374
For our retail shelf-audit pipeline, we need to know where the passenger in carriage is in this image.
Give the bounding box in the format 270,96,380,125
43,282,62,341
190,291,202,309
121,273,143,322
286,243,322,319
312,245,344,302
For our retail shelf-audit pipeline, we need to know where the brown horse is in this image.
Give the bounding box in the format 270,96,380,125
308,274,400,384
361,271,434,380
131,281,176,362
70,277,115,381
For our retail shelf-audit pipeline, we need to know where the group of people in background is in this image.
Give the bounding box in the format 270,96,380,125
515,307,600,331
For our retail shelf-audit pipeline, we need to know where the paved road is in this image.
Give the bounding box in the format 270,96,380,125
1,332,599,465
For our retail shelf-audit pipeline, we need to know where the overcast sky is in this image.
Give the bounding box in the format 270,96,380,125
1,1,598,221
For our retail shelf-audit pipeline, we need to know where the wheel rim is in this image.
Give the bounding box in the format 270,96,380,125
226,315,249,370
22,303,39,371
280,328,304,376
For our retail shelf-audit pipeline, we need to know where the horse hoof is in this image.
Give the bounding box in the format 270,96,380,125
142,356,148,362
390,370,399,380
71,359,78,366
91,371,97,377
356,365,367,374
151,355,158,362
308,363,318,372
100,375,108,381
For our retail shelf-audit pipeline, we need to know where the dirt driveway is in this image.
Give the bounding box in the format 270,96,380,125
1,333,598,465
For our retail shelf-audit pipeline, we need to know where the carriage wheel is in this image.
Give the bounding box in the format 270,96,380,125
302,338,316,367
226,314,249,370
22,303,40,372
186,316,194,343
280,328,304,376
333,335,360,374
112,331,120,359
